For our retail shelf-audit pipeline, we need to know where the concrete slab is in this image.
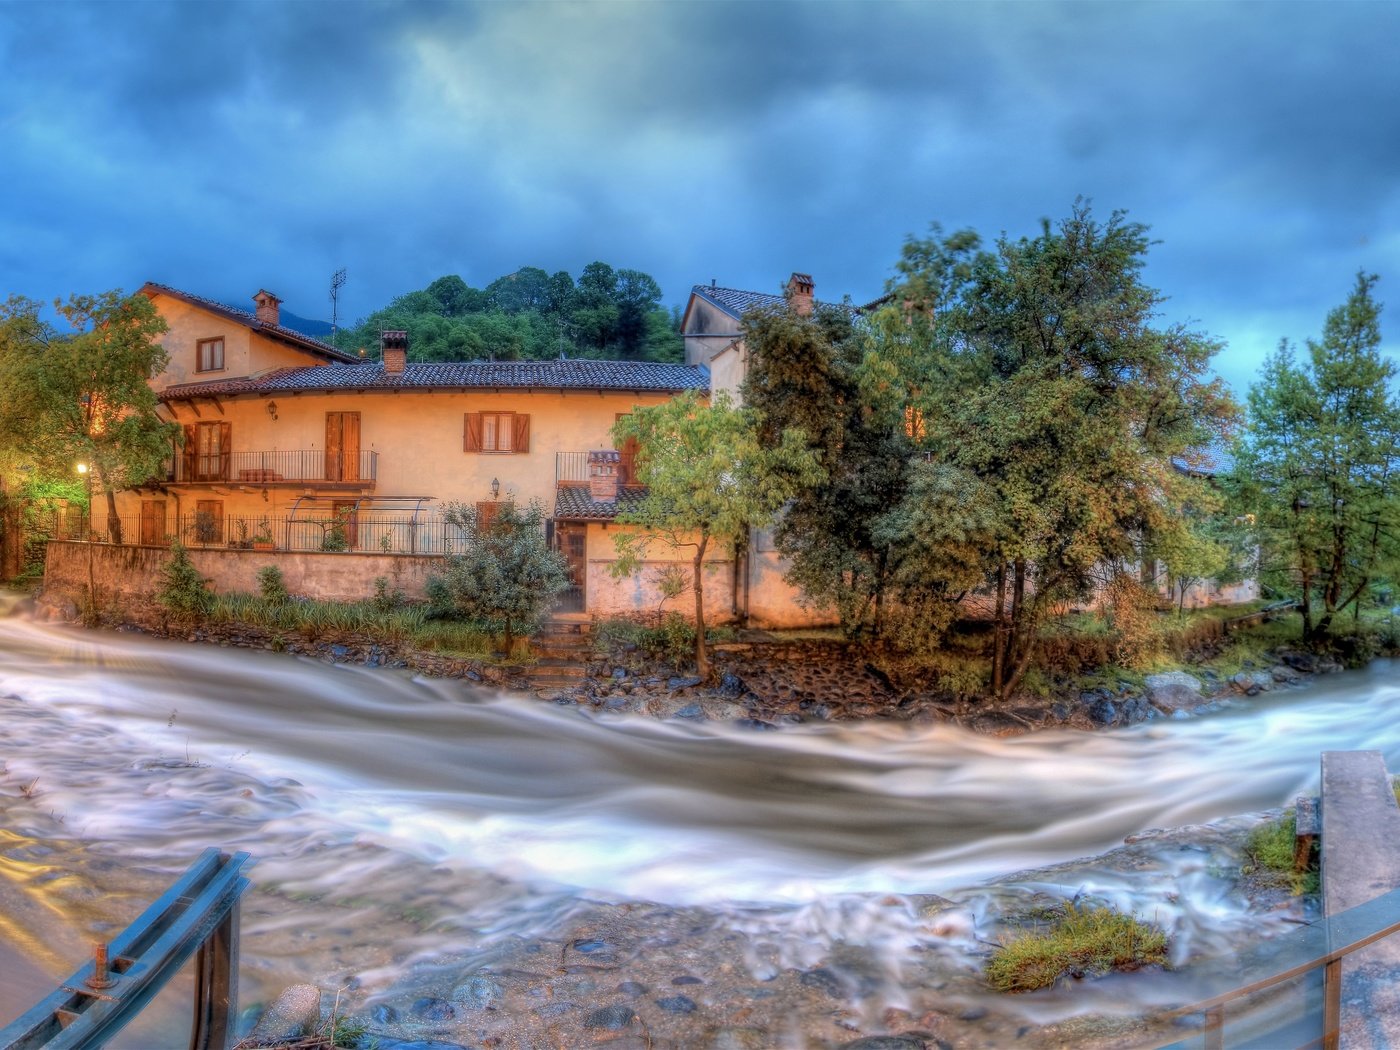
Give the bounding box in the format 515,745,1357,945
1321,750,1400,1049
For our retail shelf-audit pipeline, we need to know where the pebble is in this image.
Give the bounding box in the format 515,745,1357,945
615,981,648,996
410,996,455,1022
583,1004,637,1030
655,994,697,1013
798,967,846,996
451,974,502,1011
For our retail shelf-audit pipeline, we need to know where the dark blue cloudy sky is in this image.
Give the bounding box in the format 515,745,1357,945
1,0,1396,393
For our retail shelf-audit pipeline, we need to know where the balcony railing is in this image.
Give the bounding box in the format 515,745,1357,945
172,450,377,487
556,450,637,486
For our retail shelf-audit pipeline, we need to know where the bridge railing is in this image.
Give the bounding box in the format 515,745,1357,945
1160,884,1400,1049
0,848,251,1050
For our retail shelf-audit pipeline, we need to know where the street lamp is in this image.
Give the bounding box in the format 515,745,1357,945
76,462,95,619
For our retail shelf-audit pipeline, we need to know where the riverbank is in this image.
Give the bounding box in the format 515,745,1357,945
34,590,1385,737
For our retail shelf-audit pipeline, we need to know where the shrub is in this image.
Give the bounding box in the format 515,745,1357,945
155,541,213,623
372,576,403,613
1242,811,1318,895
257,564,291,605
985,903,1167,992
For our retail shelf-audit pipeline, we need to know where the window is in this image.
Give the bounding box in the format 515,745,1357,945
196,337,225,372
476,500,514,531
464,412,530,453
192,500,224,545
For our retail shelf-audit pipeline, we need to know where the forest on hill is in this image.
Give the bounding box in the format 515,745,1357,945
330,262,684,363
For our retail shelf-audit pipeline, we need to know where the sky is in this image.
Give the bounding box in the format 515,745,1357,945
1,0,1397,394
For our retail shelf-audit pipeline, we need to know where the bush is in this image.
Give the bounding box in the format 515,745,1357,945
257,564,291,605
155,541,213,623
985,903,1167,992
372,576,404,613
1242,811,1317,895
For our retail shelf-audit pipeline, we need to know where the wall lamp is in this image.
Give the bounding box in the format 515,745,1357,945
490,477,500,500
266,400,278,421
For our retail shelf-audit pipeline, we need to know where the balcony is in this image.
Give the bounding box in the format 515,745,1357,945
172,450,378,489
556,450,637,486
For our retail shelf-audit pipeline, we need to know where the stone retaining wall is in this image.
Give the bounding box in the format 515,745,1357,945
43,540,437,605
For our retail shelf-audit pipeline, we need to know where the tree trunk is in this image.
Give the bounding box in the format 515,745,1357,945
693,530,710,680
991,560,1007,696
99,471,123,545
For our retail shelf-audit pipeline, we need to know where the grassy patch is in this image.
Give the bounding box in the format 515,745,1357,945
985,902,1167,992
1242,811,1318,896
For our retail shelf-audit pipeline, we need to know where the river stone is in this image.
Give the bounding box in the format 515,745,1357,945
370,1003,400,1024
1280,650,1317,672
675,702,706,720
1119,696,1153,724
1272,665,1301,683
410,996,456,1022
798,967,846,996
668,675,703,691
1145,671,1204,714
839,1038,930,1049
534,1000,577,1018
671,975,703,985
583,1004,637,1030
656,994,698,1013
733,718,778,731
1086,697,1118,726
451,973,502,1011
248,983,321,1043
615,980,648,996
718,672,745,697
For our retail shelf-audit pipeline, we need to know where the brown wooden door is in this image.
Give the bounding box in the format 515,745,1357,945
140,500,166,546
194,499,224,545
555,522,586,612
615,413,639,485
326,412,361,482
331,500,359,549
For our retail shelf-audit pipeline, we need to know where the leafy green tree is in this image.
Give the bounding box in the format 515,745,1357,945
897,202,1234,697
610,391,822,677
155,540,213,624
1231,273,1400,641
0,291,175,544
425,500,569,653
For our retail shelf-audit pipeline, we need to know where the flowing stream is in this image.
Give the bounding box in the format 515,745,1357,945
1,597,1397,1046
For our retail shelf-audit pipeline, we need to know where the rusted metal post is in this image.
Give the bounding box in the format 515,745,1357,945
188,898,239,1050
1203,1005,1224,1050
83,943,113,992
1323,956,1342,1050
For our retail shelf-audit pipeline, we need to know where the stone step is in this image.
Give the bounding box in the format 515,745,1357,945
520,660,588,680
1320,750,1400,1048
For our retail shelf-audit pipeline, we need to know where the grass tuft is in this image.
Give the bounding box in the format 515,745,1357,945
1242,811,1318,896
985,902,1168,992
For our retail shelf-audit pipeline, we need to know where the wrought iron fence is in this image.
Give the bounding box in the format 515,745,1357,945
68,512,484,557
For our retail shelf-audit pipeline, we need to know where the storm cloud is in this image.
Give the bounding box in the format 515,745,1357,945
1,0,1396,393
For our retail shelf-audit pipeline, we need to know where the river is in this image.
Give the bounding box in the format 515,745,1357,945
0,600,1396,1047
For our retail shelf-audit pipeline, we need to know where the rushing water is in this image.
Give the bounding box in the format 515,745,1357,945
0,599,1397,1045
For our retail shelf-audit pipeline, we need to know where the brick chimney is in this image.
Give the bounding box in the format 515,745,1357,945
588,449,621,503
381,330,408,375
786,272,814,316
252,289,281,326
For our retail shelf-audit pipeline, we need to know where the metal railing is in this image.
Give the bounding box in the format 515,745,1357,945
0,849,251,1050
171,450,377,486
1161,884,1400,1048
73,512,484,557
556,450,637,486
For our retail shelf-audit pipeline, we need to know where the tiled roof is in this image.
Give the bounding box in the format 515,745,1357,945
554,485,648,521
160,359,711,401
141,282,360,364
688,283,870,324
1172,440,1236,478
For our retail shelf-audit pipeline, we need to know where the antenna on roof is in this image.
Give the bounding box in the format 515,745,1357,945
329,267,348,339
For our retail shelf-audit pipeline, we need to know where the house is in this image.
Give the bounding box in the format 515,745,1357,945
81,283,745,620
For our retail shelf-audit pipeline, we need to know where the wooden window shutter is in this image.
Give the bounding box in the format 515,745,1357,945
513,413,530,453
182,424,196,480
464,412,482,452
218,421,232,479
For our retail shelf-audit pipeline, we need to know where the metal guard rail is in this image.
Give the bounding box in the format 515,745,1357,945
1161,883,1400,1049
0,848,251,1050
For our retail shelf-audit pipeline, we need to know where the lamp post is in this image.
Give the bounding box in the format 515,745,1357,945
76,462,95,619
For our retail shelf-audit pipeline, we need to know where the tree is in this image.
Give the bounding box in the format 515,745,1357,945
1231,273,1400,641
425,500,569,653
898,202,1234,697
0,291,175,544
610,392,821,677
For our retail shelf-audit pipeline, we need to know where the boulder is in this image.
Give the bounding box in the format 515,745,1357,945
1086,697,1119,726
247,984,322,1044
1144,671,1204,715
